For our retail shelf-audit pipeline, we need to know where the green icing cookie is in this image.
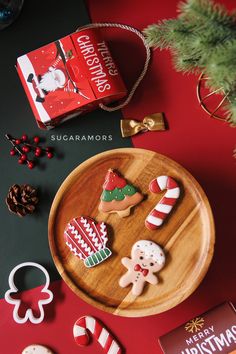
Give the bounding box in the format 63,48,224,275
122,184,137,196
101,190,113,202
101,184,137,202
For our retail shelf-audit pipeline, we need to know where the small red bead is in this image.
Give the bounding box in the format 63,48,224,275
27,161,35,169
47,152,53,159
18,158,24,164
22,146,30,153
10,149,16,156
21,134,28,142
35,151,41,157
15,139,21,145
21,154,27,161
36,147,42,154
33,136,40,144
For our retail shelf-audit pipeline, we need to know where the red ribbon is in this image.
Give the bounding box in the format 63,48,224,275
134,264,149,276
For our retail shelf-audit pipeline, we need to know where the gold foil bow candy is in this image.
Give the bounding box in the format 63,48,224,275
120,113,166,137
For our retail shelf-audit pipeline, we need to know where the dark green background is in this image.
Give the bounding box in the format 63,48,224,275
0,0,131,297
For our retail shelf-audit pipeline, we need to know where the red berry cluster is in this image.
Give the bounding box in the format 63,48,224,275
6,134,54,169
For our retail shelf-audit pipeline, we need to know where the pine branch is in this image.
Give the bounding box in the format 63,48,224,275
227,96,236,125
179,0,236,28
144,19,195,49
144,0,236,125
205,40,236,92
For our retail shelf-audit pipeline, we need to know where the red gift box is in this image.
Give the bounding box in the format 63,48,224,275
16,28,127,129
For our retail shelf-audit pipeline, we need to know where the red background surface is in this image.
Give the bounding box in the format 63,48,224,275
1,0,236,353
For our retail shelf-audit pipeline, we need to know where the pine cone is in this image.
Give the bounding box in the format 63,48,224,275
6,184,39,217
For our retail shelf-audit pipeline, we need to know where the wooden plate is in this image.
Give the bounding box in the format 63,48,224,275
48,148,215,317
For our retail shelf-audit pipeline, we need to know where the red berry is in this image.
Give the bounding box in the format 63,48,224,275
21,134,28,141
47,152,53,159
35,147,42,157
46,147,52,152
15,139,21,145
10,149,16,156
21,154,27,161
22,146,30,153
33,136,40,144
18,158,24,164
27,161,35,169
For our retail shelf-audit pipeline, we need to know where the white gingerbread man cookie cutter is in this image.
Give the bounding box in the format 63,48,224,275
5,262,53,324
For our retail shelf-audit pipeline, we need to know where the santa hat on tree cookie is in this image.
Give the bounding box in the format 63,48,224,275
98,169,143,217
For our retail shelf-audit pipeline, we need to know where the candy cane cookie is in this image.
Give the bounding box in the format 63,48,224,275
145,175,180,230
73,316,122,354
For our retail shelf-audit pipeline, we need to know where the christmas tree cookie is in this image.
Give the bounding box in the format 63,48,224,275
98,169,143,217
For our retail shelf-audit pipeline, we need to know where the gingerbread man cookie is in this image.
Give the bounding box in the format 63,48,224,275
119,240,166,296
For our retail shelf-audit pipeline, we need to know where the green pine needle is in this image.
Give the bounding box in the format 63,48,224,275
227,97,236,125
144,0,236,125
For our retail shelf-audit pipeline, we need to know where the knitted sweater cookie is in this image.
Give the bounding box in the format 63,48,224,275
64,216,112,268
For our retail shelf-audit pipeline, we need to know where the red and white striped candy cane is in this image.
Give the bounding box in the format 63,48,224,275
73,316,122,354
145,175,180,230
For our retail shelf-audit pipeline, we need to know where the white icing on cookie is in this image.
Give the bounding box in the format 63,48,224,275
22,345,53,354
132,240,165,265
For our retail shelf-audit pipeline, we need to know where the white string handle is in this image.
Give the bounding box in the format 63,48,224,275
76,22,151,112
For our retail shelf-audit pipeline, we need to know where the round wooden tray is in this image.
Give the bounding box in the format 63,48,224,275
48,148,215,317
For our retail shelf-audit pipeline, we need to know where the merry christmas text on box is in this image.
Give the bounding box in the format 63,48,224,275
159,302,236,354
